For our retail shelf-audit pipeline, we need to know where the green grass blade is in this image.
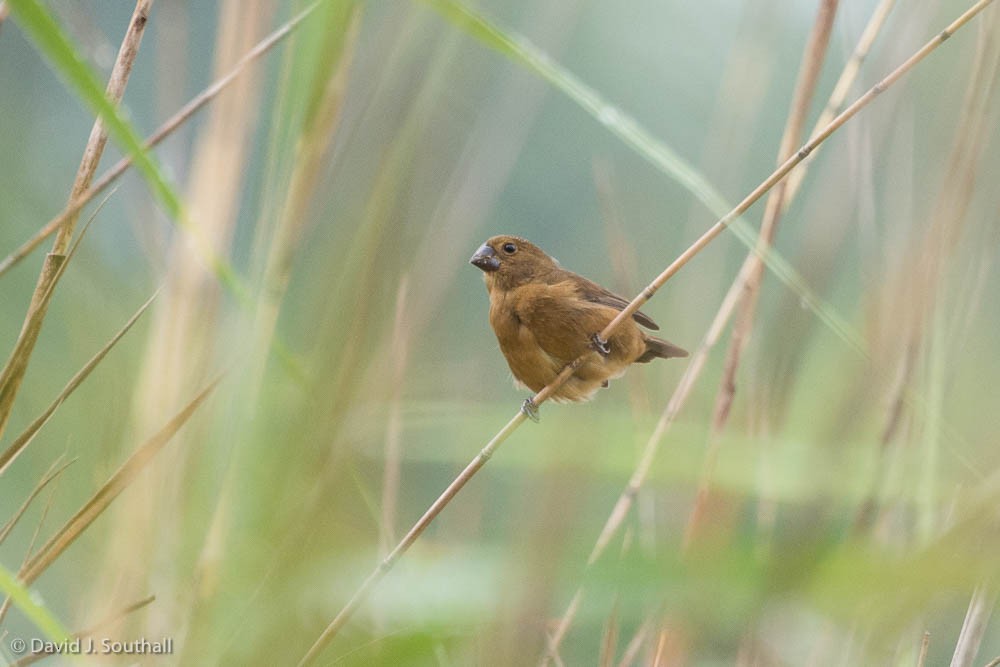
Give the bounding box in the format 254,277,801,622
422,0,866,356
0,563,73,647
6,0,246,303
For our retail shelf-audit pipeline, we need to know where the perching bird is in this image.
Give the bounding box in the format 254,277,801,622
470,235,687,419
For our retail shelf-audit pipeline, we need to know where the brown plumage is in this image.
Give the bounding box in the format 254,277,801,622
470,235,687,408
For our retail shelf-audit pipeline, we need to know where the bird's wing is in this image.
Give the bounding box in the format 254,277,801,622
511,281,618,362
548,270,660,330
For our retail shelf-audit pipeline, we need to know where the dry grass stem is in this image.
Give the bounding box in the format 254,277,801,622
0,290,158,475
252,4,361,384
598,597,620,667
581,0,993,355
544,259,754,659
181,1,360,614
20,478,59,576
109,1,284,620
51,0,152,257
0,457,73,546
0,459,67,625
297,410,528,666
300,2,994,662
0,0,992,663
853,341,916,532
917,631,931,667
614,613,654,667
594,160,654,417
0,1,319,278
75,594,156,643
714,0,838,416
0,191,111,472
860,6,1000,538
784,0,897,205
15,374,221,587
950,587,997,667
536,0,992,664
379,276,411,556
651,628,669,667
545,0,979,653
9,595,156,667
688,0,838,544
0,0,150,442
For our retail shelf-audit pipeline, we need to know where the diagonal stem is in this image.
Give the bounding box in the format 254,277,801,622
0,1,319,278
688,0,839,547
0,0,153,442
297,1,995,664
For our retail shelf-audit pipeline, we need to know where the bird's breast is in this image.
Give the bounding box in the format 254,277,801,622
488,292,562,392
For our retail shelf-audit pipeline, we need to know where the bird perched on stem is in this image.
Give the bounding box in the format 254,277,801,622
470,235,687,420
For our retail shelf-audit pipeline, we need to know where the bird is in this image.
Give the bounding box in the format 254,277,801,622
470,235,687,420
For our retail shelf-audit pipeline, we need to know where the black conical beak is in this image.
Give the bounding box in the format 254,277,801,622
470,243,500,272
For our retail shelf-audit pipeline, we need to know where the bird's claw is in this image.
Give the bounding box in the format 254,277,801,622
590,333,611,357
521,398,540,422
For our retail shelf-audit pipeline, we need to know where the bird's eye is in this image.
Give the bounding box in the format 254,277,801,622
502,243,517,255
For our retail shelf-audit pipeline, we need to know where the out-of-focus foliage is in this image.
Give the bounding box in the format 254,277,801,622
1,1,999,665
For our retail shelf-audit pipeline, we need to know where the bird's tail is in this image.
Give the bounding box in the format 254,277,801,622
636,335,689,363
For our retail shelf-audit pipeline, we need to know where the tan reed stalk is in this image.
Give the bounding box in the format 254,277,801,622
9,595,157,667
916,11,999,543
594,161,661,551
95,1,276,635
191,1,360,604
0,0,151,442
950,587,997,667
542,264,746,663
299,2,995,664
546,0,902,652
0,457,73,546
547,10,887,623
852,342,917,533
251,3,361,392
862,5,1000,538
0,192,115,473
52,0,152,258
1,467,61,621
21,480,59,572
917,631,931,667
0,290,158,475
687,0,838,547
613,612,654,667
14,374,221,588
594,160,655,418
380,276,411,556
0,1,319,278
297,411,529,666
0,459,66,625
583,0,992,350
598,597,621,667
651,627,669,667
75,594,156,642
783,0,897,207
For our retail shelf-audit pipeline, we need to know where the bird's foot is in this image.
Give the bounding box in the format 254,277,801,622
590,333,611,357
521,398,540,423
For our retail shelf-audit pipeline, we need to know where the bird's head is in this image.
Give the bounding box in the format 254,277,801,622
469,235,559,290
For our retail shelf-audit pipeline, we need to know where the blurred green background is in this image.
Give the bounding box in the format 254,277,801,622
1,0,999,665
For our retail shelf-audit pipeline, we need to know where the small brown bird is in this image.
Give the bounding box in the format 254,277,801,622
470,235,687,418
